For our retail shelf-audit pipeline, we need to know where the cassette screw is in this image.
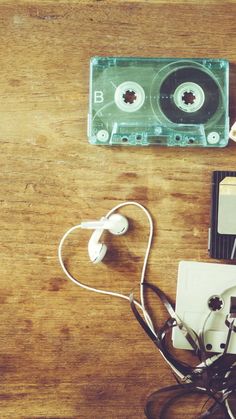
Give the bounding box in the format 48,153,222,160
207,132,220,144
96,129,109,143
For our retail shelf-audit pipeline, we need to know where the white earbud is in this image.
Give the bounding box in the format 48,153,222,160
80,213,129,263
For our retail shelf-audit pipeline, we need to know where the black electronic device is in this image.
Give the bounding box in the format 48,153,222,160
209,171,236,260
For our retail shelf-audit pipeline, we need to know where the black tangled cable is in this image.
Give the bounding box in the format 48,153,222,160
130,283,236,419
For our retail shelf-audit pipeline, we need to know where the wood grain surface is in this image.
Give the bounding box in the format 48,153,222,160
1,1,236,418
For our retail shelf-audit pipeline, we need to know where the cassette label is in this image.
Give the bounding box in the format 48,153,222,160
88,57,229,147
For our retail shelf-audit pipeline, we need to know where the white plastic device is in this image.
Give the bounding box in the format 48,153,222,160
229,121,236,142
218,177,236,235
172,261,236,354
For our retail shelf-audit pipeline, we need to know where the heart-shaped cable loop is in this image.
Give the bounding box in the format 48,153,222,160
58,201,156,332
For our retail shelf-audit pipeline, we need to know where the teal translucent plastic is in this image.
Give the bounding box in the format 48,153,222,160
88,57,229,147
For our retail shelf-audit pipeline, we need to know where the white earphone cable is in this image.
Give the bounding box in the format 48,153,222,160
58,201,155,330
105,201,154,327
58,201,186,379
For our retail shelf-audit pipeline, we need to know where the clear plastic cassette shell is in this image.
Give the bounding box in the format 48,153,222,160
88,57,229,147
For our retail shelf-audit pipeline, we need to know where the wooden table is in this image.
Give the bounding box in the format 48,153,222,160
1,1,236,418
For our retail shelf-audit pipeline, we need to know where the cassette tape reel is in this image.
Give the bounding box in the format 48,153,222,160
88,57,229,147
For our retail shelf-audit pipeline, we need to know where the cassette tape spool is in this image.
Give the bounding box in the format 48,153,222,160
88,57,229,147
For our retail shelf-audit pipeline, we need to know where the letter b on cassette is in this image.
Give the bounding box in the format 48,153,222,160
94,91,104,103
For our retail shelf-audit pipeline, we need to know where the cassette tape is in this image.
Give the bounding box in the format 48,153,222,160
172,261,236,354
208,171,236,260
88,57,229,147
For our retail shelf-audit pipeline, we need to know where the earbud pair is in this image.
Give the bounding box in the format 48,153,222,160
80,213,129,263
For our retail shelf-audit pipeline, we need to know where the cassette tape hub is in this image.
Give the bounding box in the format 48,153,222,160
88,57,229,147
